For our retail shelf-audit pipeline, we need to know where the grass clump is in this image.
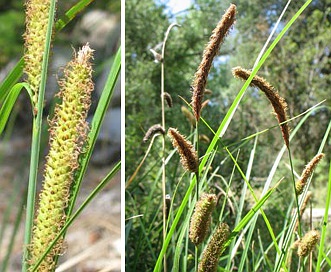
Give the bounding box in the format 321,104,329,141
126,1,331,272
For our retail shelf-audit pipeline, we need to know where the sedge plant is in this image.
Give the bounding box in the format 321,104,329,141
0,1,121,271
126,1,331,271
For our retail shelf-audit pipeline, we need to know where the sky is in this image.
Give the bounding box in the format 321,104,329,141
157,0,193,14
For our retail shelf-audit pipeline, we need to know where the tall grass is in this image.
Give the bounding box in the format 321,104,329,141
0,1,120,271
126,1,331,271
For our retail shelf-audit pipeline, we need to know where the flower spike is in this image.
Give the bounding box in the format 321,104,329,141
29,44,94,271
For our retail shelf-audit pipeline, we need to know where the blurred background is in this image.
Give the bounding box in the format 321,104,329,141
0,0,121,271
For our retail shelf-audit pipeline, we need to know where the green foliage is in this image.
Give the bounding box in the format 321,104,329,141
0,10,24,67
232,0,331,162
0,82,31,135
126,0,331,271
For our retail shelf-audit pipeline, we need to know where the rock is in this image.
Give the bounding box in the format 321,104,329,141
45,45,72,103
72,10,120,55
91,107,121,165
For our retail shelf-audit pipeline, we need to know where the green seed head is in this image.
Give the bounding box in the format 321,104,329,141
24,0,54,112
29,44,94,271
297,230,320,257
198,223,230,272
189,193,217,245
295,181,305,195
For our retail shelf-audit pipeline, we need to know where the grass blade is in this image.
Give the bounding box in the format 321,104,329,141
226,181,281,246
0,59,24,102
55,0,94,31
315,120,331,271
274,106,329,271
0,83,31,135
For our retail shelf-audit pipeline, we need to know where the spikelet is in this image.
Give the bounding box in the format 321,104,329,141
291,239,300,250
181,106,196,128
191,4,236,121
295,153,324,195
168,128,198,173
198,223,230,272
199,134,210,144
143,124,165,143
297,230,320,257
201,99,210,110
29,44,94,271
164,92,173,107
204,89,213,95
189,194,217,245
232,66,290,147
294,191,313,231
24,0,55,114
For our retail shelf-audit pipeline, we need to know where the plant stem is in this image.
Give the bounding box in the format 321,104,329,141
160,23,180,272
161,31,167,272
195,245,198,272
195,121,199,202
194,114,200,272
162,143,167,272
22,0,56,269
288,147,301,237
23,117,41,268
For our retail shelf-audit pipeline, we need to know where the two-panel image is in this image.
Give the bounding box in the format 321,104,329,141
0,0,329,271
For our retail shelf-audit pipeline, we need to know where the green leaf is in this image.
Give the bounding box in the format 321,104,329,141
55,0,94,31
0,82,31,136
0,59,24,103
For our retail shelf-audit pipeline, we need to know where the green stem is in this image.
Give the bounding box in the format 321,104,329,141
22,1,56,270
161,28,167,272
195,121,199,202
194,118,200,271
316,121,331,271
194,171,200,272
195,245,198,272
288,147,301,236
